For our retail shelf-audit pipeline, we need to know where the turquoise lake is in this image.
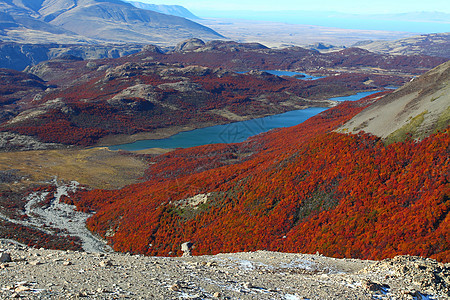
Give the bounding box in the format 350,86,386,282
109,91,381,151
238,70,323,80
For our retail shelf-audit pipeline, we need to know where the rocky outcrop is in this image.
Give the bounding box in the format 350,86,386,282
0,43,147,70
0,132,62,151
361,255,450,297
174,38,206,52
158,81,205,93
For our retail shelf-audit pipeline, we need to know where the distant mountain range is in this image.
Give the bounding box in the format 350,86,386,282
125,1,199,19
0,0,222,44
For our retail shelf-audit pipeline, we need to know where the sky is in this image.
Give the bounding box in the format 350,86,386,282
137,0,450,14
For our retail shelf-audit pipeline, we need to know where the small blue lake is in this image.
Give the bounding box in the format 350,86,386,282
331,90,381,102
263,70,324,80
109,91,380,151
238,70,324,80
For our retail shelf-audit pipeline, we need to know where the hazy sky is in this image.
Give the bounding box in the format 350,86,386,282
138,0,450,14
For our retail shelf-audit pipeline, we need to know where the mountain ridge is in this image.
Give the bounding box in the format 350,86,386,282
0,0,223,44
126,0,200,20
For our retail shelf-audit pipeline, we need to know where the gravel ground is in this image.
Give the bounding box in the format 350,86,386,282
1,240,449,299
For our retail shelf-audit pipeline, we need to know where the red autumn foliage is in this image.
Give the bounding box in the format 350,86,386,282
67,93,449,262
0,219,83,251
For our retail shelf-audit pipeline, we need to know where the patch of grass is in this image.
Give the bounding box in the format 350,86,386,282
294,184,340,223
435,106,450,134
384,110,428,145
430,94,441,102
353,120,369,132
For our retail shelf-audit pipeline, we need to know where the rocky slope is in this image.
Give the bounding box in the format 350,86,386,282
0,239,449,299
339,60,450,143
0,42,147,70
158,39,448,75
0,0,222,44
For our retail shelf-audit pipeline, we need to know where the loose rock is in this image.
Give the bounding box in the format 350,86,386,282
0,252,11,263
99,260,113,267
181,242,193,257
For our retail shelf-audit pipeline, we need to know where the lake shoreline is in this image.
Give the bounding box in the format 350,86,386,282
100,90,382,152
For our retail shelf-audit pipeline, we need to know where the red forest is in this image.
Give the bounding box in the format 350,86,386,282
66,93,449,262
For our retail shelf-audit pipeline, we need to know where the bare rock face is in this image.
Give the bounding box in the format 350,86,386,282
142,45,164,54
158,81,205,93
107,84,162,111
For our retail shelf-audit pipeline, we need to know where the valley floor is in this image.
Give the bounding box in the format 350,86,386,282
0,239,448,299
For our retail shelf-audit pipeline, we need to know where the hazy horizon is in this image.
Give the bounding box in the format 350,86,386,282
130,0,450,33
130,0,450,14
194,10,450,33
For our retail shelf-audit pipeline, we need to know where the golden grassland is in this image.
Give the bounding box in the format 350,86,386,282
0,148,149,190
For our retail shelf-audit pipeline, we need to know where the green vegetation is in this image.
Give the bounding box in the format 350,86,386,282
294,186,340,222
435,106,450,134
385,110,428,144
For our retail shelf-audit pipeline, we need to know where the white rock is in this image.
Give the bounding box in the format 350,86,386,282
99,260,113,267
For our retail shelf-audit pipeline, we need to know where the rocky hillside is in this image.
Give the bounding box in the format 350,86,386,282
158,40,447,75
0,239,448,299
2,37,447,72
0,0,222,44
0,42,147,71
355,33,450,58
339,60,450,143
